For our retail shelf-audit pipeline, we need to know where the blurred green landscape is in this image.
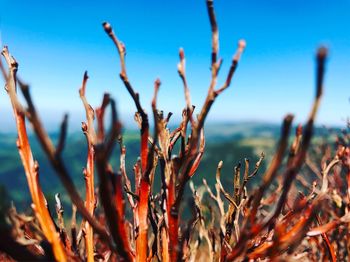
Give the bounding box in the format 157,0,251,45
0,121,332,213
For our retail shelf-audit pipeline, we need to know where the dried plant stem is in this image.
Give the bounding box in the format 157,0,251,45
2,46,66,262
79,71,97,144
103,22,153,262
120,145,135,208
160,226,170,262
102,22,149,171
215,161,238,209
249,114,294,223
175,0,246,221
0,59,110,244
170,183,180,261
95,149,135,261
55,114,68,156
137,178,150,261
316,215,336,262
264,47,328,229
79,72,96,262
96,93,111,143
226,47,328,262
0,1,339,261
177,48,194,126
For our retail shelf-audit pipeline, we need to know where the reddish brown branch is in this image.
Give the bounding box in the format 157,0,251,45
315,215,336,262
81,123,95,262
96,93,111,143
0,61,111,243
224,114,293,260
78,72,99,262
226,47,328,261
79,71,97,145
104,97,122,159
115,174,135,260
206,0,219,65
2,46,66,262
188,128,205,178
177,48,194,126
215,40,246,95
265,47,328,228
173,5,246,253
55,113,68,157
95,149,135,261
249,114,294,223
103,21,149,173
103,22,154,261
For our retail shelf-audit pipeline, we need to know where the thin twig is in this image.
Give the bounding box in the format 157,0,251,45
55,114,68,157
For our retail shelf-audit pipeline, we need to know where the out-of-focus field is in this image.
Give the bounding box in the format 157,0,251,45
0,122,333,211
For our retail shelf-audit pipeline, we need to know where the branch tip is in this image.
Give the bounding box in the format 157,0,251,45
179,48,185,60
233,39,246,63
316,46,327,99
102,22,113,35
238,39,246,50
317,46,328,60
84,70,89,80
218,160,223,169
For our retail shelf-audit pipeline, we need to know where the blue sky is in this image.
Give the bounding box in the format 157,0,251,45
0,0,349,131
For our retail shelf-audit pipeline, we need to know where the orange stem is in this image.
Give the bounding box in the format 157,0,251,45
137,178,150,262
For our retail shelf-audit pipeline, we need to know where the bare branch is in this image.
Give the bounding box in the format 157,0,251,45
177,48,194,126
206,0,219,65
96,93,111,143
55,113,68,157
215,40,246,95
216,161,238,209
1,53,111,243
2,46,66,261
79,71,97,145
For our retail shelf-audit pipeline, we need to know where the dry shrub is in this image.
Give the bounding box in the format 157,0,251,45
0,0,349,261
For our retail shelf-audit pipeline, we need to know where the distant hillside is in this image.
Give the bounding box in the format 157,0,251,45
0,122,334,211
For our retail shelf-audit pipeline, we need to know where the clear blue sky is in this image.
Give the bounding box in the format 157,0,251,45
0,0,349,131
